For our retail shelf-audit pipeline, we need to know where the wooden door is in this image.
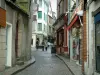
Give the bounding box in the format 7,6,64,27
15,21,19,58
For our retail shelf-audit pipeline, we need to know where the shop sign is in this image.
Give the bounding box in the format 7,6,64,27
0,7,6,27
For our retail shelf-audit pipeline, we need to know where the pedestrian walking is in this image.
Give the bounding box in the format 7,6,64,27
45,41,48,51
36,38,39,50
42,40,45,51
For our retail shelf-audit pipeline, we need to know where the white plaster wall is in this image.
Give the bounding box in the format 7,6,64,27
36,0,48,36
85,1,100,75
31,0,49,47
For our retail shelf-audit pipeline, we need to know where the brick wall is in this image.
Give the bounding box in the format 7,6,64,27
82,11,87,72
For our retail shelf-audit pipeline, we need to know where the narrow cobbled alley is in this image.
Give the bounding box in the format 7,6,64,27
15,49,73,75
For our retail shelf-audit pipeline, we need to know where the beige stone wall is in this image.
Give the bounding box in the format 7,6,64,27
6,4,16,66
0,27,6,71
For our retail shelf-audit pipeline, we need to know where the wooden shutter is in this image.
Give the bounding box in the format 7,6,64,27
0,7,6,27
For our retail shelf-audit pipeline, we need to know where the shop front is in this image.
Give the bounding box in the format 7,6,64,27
56,25,64,54
55,14,69,55
95,12,100,73
68,15,82,65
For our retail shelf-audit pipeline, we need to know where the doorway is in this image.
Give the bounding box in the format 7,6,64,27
96,22,100,73
6,22,12,67
15,20,19,58
95,23,100,73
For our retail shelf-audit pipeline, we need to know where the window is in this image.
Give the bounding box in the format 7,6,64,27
39,0,42,7
38,23,42,31
38,11,42,18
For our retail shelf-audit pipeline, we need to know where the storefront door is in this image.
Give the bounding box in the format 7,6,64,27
96,22,100,73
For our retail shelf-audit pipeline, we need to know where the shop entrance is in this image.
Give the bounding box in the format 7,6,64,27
96,22,100,73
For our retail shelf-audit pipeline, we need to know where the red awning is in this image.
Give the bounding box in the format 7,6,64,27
67,15,78,30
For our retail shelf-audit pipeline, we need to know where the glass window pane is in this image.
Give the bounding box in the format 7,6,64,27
38,23,42,31
38,11,42,18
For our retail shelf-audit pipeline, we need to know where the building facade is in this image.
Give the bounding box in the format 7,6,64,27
31,0,49,48
84,0,100,75
31,0,39,48
47,3,56,44
68,0,84,66
0,0,32,72
53,0,87,74
0,0,6,71
54,0,68,55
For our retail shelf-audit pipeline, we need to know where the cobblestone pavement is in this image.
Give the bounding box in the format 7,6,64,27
15,49,73,75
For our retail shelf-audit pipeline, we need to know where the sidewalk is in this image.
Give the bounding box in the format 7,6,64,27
56,54,83,75
0,56,35,75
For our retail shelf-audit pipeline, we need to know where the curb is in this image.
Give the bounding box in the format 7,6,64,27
55,54,75,75
11,60,36,75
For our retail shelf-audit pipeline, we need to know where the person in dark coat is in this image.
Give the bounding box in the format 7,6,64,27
42,40,45,51
36,38,39,50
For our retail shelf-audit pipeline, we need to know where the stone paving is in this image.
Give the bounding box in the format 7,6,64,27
15,48,73,75
56,55,83,75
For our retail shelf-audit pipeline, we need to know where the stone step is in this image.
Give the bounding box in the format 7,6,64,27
16,61,24,66
17,58,20,61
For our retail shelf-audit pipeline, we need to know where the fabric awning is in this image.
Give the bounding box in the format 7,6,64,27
67,15,79,30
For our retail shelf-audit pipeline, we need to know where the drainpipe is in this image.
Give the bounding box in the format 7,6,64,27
87,0,90,69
